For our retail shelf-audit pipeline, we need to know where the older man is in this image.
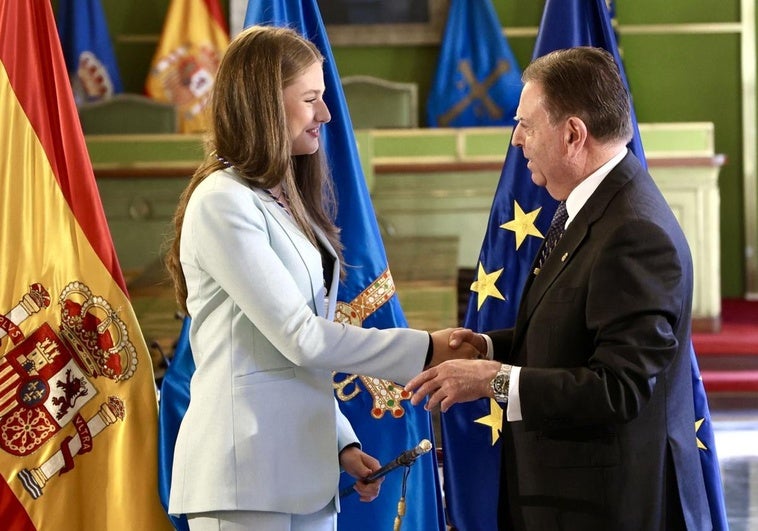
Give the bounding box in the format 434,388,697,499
407,47,711,531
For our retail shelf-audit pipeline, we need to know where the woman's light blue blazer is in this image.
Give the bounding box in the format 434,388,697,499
169,168,429,516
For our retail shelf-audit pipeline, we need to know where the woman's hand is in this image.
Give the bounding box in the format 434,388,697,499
339,446,385,502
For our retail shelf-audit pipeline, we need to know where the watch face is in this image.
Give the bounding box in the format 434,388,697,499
494,374,506,394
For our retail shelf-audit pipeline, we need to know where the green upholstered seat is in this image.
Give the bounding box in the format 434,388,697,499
341,75,418,129
78,93,178,135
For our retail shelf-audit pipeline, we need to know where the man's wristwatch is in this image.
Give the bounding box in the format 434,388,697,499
490,364,512,403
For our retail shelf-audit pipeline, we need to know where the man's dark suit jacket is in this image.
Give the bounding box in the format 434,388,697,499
489,152,711,530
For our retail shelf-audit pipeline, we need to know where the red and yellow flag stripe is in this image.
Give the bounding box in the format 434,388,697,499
0,1,171,529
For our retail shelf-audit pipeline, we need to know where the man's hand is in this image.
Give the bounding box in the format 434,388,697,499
405,359,501,412
339,446,385,502
428,328,487,367
448,328,487,353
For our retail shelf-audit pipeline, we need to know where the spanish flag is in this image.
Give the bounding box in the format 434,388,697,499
145,0,229,133
0,1,172,529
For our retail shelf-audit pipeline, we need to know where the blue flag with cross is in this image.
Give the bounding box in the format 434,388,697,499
427,0,522,128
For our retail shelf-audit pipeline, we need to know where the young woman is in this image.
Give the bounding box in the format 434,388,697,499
164,25,470,531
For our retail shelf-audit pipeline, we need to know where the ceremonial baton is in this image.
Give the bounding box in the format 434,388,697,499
339,439,433,498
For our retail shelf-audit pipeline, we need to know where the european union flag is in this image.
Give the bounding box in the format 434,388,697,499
427,0,522,127
440,1,684,529
57,0,123,104
691,343,730,529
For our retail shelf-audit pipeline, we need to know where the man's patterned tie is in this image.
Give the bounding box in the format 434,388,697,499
537,201,568,270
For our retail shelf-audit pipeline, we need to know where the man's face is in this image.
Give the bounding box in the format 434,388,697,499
511,81,570,200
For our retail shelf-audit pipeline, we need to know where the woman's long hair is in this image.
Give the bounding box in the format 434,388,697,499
165,25,343,313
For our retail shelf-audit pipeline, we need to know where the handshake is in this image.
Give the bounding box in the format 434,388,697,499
427,327,488,367
410,328,504,412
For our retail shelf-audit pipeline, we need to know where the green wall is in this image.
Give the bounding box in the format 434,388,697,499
356,0,747,299
612,0,744,299
331,0,747,298
86,0,748,297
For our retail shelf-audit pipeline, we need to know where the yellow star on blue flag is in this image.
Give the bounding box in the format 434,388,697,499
695,417,707,450
474,399,503,445
470,263,505,310
500,200,544,250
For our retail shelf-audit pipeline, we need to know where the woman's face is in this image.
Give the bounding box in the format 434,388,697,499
283,61,331,156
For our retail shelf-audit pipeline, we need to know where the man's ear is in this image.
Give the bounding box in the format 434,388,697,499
564,116,587,154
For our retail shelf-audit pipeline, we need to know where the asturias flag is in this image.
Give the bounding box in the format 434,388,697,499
57,0,124,104
247,2,446,530
157,316,194,531
145,0,229,133
159,2,446,529
427,0,522,128
0,1,172,529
